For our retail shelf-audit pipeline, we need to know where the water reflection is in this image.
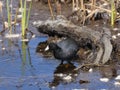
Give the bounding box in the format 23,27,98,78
36,40,80,87
49,63,78,87
21,41,32,65
99,65,117,79
32,39,119,89
21,41,33,75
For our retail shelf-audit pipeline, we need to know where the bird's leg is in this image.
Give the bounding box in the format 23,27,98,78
68,61,73,65
60,60,64,65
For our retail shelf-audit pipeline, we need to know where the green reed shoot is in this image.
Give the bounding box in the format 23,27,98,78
26,0,32,28
20,0,26,38
6,0,12,33
20,0,32,65
110,0,117,27
20,0,32,39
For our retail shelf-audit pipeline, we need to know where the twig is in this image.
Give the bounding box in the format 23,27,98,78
85,4,111,13
48,0,54,20
74,63,104,71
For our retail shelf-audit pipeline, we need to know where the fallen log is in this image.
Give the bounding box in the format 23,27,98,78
33,15,113,65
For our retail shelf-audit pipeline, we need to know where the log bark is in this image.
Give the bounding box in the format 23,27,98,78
33,15,113,65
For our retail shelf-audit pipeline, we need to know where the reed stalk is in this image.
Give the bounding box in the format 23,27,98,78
48,0,54,20
20,0,32,39
110,0,117,27
13,5,19,32
72,0,75,11
20,0,32,64
91,0,96,10
0,1,6,33
20,0,26,38
26,0,32,28
80,0,84,9
6,0,12,34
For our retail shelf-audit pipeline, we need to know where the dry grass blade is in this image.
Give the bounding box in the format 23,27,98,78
80,0,84,9
48,0,54,20
85,4,111,13
0,1,3,13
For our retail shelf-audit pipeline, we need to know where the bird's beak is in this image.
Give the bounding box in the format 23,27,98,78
45,45,49,51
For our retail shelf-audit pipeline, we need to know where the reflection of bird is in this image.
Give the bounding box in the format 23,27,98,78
54,63,76,74
49,63,77,87
46,38,79,63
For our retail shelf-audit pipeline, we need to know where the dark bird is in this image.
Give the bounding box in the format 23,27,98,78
46,38,79,64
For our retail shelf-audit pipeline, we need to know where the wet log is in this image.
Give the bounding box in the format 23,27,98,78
33,15,113,65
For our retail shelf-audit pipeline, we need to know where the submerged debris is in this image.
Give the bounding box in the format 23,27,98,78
79,80,90,84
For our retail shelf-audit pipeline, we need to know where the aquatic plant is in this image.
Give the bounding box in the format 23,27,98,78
20,0,32,39
110,0,117,27
19,0,32,64
50,0,119,26
6,0,12,33
4,0,33,64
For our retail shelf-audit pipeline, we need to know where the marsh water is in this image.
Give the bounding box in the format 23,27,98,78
0,0,120,90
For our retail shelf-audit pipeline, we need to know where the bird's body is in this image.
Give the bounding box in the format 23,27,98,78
49,38,79,63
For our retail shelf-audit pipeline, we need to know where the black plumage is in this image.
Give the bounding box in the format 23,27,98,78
49,38,79,63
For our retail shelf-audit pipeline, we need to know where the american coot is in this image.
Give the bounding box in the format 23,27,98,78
46,38,79,63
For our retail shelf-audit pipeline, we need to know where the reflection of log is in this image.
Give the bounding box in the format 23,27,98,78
33,15,112,65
